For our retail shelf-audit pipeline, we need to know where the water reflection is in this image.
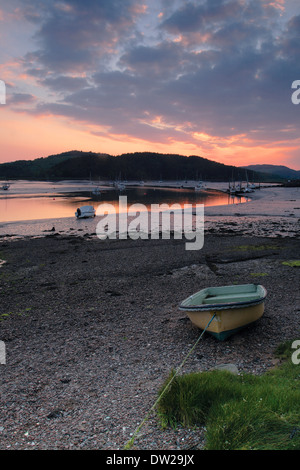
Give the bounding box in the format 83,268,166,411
0,184,248,223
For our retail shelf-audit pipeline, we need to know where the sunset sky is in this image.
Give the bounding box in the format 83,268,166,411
0,0,300,169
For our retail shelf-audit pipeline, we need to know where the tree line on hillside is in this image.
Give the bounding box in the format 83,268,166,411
0,150,282,182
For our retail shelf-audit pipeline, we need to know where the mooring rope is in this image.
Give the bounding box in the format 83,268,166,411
124,313,216,450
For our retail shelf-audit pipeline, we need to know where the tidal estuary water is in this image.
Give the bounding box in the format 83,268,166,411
0,180,247,237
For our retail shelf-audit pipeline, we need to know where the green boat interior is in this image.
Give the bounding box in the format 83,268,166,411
184,284,265,307
202,292,262,304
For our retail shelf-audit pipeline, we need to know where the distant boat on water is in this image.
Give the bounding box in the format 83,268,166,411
227,180,255,196
194,181,205,191
75,205,96,218
113,172,126,191
1,183,10,190
235,170,256,194
92,186,101,196
235,183,255,195
227,183,236,195
114,181,126,191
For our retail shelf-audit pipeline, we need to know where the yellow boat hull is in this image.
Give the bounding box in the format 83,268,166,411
185,303,265,340
179,284,267,340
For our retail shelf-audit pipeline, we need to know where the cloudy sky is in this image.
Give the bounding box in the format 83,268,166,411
0,0,300,169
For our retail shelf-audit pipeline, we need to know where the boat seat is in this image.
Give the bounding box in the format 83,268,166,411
203,293,260,304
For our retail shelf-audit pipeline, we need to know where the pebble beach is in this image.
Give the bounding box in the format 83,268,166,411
0,185,299,450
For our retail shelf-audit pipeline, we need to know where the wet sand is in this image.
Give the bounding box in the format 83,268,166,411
0,186,299,450
205,185,300,217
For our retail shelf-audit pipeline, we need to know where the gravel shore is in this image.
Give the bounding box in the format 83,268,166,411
0,189,299,450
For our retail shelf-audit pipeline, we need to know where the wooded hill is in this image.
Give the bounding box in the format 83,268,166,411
0,150,283,182
243,164,300,180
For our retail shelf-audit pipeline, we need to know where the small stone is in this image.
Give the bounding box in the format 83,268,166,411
46,409,63,419
213,363,239,375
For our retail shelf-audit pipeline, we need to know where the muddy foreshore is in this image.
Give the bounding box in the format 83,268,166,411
0,212,299,450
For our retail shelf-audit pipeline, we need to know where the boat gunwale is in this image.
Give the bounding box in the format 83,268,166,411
179,284,267,312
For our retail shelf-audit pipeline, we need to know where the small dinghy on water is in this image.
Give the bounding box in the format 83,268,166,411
75,205,96,219
179,284,267,341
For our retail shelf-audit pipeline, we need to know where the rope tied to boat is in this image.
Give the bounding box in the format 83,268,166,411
124,313,216,450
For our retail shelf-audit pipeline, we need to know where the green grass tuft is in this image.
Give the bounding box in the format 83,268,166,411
250,272,268,277
157,343,300,450
282,260,300,267
229,244,280,252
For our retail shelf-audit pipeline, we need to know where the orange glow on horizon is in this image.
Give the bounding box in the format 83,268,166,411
0,107,299,170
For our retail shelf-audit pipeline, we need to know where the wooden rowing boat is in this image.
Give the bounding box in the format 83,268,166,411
179,284,267,341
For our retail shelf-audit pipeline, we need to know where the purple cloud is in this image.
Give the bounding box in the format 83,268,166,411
6,0,300,154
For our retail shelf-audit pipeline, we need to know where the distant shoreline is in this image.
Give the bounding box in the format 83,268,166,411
0,184,299,240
